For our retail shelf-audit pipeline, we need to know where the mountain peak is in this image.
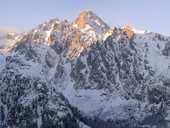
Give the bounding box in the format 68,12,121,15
122,26,151,34
121,26,152,40
74,11,96,28
122,26,134,40
74,11,110,34
79,10,94,17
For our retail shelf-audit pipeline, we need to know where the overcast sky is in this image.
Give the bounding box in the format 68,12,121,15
0,0,170,35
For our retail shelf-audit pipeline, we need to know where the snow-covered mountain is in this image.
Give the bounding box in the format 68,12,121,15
1,11,170,128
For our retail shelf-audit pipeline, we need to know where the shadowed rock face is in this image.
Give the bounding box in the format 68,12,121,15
0,56,82,128
162,41,170,56
1,11,170,128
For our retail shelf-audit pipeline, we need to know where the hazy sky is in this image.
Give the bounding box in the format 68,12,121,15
0,0,170,35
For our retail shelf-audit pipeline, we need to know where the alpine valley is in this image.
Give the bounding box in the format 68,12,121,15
0,11,170,128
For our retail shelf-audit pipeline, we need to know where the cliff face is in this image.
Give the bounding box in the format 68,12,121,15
0,11,170,128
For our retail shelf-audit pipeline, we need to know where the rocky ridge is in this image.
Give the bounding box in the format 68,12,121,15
0,11,170,128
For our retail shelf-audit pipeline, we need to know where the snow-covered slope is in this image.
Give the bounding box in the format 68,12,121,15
1,11,170,128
